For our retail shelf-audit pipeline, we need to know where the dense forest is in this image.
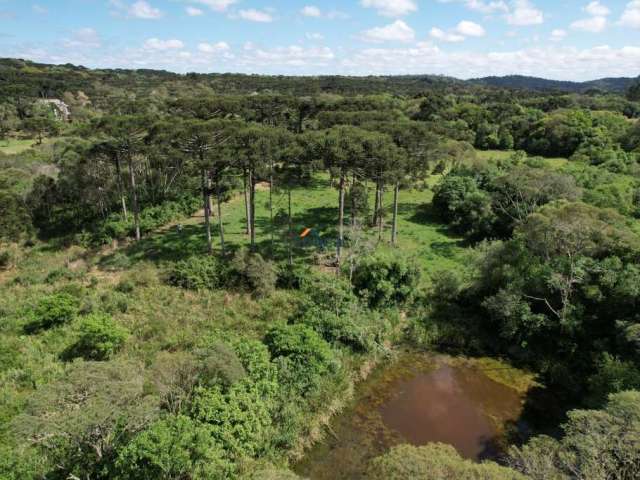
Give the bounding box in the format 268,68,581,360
1,58,640,479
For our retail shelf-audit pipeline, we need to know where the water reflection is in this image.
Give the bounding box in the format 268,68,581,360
294,354,526,479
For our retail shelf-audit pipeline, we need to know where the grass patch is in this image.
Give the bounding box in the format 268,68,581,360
107,174,468,285
0,139,41,155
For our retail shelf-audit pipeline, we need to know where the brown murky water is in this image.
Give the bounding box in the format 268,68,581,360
294,353,526,480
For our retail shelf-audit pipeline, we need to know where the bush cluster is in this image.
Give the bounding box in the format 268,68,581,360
25,292,80,332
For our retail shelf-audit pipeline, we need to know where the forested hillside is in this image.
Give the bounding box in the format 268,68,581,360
1,60,640,479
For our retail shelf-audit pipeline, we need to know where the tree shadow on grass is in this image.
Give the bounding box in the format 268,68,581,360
98,224,208,268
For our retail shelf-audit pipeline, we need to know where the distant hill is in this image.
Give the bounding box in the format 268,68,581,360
0,58,636,97
468,75,638,93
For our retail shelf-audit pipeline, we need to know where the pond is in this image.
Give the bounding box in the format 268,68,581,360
294,353,532,480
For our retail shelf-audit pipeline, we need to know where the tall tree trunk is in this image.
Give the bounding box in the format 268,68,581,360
269,160,274,251
215,177,225,256
377,183,384,241
128,155,141,241
372,180,380,227
202,169,212,255
243,170,251,236
351,172,357,229
249,169,256,251
288,188,293,266
114,154,128,220
391,182,399,245
337,171,345,268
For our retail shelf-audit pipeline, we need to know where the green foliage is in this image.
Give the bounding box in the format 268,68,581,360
265,324,337,394
167,255,225,290
368,443,526,479
66,313,129,361
351,253,421,308
230,249,278,298
97,198,200,244
509,391,640,480
0,249,13,270
116,415,231,480
12,360,159,479
433,174,496,239
25,292,80,332
0,191,31,241
587,353,640,406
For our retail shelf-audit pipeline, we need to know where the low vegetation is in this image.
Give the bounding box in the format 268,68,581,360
0,61,639,479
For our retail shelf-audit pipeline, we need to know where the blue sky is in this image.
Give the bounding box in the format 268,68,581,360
0,0,638,80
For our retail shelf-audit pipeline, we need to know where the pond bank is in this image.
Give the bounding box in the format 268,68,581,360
294,352,537,480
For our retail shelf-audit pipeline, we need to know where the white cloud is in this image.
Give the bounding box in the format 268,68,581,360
192,0,238,12
360,0,417,17
237,9,273,22
306,32,325,40
327,10,350,19
571,15,607,32
585,1,610,17
236,45,335,69
619,0,640,28
129,1,163,19
430,27,465,42
338,44,640,81
430,20,485,43
361,20,415,42
197,41,230,53
465,0,508,13
506,0,543,25
186,6,203,16
301,5,322,17
144,38,185,50
571,1,610,32
32,4,48,14
63,28,102,49
550,28,567,41
455,20,485,36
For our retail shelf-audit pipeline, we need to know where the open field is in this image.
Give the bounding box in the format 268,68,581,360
109,174,468,287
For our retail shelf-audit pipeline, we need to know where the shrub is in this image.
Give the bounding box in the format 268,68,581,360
45,267,84,284
116,415,231,480
300,271,358,316
197,341,247,388
25,292,80,332
368,443,525,479
231,249,277,298
98,252,132,272
115,279,135,294
167,256,225,290
67,313,129,360
0,249,13,270
351,253,421,308
432,173,497,239
99,291,129,314
265,324,337,394
300,306,376,353
509,391,640,480
276,263,310,290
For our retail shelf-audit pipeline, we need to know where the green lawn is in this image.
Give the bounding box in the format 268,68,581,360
0,138,38,154
115,174,467,285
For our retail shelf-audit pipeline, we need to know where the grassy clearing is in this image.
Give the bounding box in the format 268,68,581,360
111,174,467,286
0,138,40,155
